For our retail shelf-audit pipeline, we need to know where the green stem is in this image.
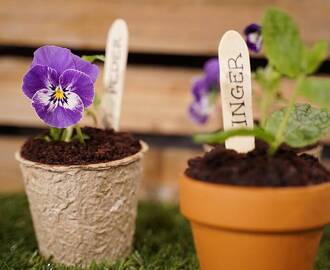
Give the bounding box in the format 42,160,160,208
61,127,73,142
75,125,85,144
49,127,62,141
85,108,98,126
255,65,282,128
268,141,279,156
273,75,304,150
260,90,273,127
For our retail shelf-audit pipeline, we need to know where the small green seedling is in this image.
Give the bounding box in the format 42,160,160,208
195,8,330,155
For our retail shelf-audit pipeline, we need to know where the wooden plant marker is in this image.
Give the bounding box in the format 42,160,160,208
218,30,255,153
101,19,129,130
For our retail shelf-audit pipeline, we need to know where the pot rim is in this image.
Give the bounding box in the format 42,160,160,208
180,174,330,232
15,140,148,171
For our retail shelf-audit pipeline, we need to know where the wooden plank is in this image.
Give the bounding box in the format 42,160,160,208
1,56,330,143
0,136,24,192
0,136,202,202
0,0,330,55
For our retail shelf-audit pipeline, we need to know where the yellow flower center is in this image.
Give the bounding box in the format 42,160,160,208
54,87,65,100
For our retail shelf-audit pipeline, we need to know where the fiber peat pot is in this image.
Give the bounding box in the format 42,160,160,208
15,128,148,266
179,147,330,270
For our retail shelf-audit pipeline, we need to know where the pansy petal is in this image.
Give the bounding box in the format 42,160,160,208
246,35,262,53
204,58,220,85
244,23,261,35
244,23,262,53
188,102,209,125
191,77,209,102
22,65,59,99
32,45,75,74
59,69,94,107
188,91,216,125
72,54,99,82
32,89,84,128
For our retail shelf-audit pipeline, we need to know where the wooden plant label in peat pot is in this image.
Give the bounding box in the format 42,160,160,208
102,19,129,131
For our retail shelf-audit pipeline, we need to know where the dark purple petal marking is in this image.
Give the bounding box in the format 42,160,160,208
32,89,84,128
59,69,94,107
72,54,99,82
244,23,262,53
32,45,75,74
22,65,59,98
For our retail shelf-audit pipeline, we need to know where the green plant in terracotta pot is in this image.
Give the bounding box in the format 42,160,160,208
16,44,147,267
188,12,329,159
181,8,330,270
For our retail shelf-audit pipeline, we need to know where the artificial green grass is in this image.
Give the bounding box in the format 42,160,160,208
0,194,330,270
0,194,197,270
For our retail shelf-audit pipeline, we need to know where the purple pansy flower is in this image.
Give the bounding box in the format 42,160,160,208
188,58,220,125
244,23,262,53
189,82,214,124
22,45,99,128
204,58,220,87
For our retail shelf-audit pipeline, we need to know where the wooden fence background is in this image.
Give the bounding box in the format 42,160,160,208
0,0,329,200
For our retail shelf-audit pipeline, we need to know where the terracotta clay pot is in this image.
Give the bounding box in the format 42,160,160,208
16,142,148,267
180,174,330,270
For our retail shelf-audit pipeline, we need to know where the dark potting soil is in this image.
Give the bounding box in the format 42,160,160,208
208,139,319,153
186,143,330,187
20,127,142,165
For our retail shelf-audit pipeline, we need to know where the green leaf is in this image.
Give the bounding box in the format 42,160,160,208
254,65,281,93
194,127,275,146
42,135,51,142
262,8,304,78
265,104,330,147
298,77,330,107
82,55,105,63
72,133,90,141
302,41,328,74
